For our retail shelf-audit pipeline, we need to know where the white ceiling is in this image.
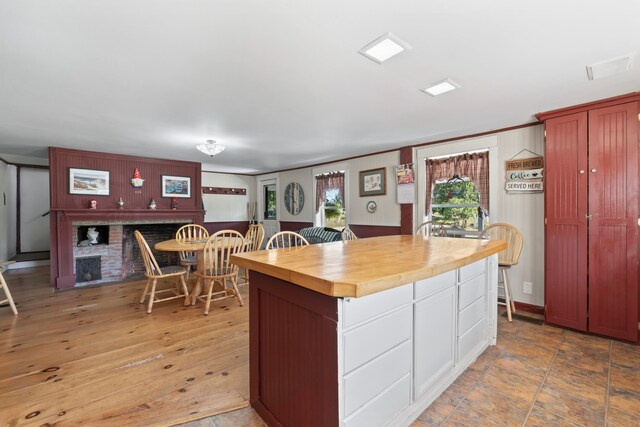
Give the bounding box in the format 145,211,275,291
0,0,638,174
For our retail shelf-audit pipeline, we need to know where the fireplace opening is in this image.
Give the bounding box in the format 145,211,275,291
77,225,109,246
76,256,102,283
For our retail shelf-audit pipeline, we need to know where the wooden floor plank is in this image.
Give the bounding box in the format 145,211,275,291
0,267,249,426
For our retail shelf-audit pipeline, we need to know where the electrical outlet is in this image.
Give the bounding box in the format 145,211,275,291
523,281,533,295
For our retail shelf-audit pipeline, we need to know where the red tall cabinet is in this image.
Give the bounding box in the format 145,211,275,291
538,93,639,342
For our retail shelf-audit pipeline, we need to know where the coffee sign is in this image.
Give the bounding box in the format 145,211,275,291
505,156,544,193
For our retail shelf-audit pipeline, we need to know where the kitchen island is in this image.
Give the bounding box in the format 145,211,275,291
232,235,506,427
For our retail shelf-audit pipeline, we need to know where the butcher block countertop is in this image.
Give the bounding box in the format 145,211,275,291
231,235,506,298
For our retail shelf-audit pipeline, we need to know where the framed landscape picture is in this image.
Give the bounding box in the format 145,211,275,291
359,167,386,196
69,168,110,195
162,175,191,198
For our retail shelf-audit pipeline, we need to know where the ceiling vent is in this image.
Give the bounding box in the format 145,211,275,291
586,54,635,80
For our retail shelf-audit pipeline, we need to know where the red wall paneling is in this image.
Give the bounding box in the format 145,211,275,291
49,147,204,289
249,271,338,427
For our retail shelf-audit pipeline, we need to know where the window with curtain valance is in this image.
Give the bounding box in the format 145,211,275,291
315,171,345,229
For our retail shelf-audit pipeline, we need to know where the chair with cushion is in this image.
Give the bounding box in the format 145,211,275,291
478,223,523,322
0,261,18,315
194,230,246,315
239,224,265,285
341,228,358,241
415,221,447,237
134,230,189,314
298,227,343,244
176,224,209,280
266,231,309,250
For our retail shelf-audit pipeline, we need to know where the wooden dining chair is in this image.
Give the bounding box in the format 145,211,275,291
0,261,18,315
415,221,447,237
342,228,358,241
239,224,265,285
194,230,246,315
176,224,209,280
479,223,523,322
265,231,309,250
134,230,189,314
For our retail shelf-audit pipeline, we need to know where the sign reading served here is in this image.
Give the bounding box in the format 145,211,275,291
505,155,544,193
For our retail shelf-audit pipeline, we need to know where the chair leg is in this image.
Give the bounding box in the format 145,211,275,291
185,265,191,281
192,277,203,306
147,279,158,314
501,269,512,322
507,277,516,313
140,278,151,304
0,272,18,315
230,276,244,307
204,280,215,315
179,273,189,300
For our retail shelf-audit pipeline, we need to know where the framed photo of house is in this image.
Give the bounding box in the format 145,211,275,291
359,167,386,196
69,168,110,196
161,175,191,198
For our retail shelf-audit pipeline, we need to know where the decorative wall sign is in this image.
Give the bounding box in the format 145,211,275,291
359,167,386,196
505,149,544,193
506,181,544,192
284,182,304,215
69,168,110,196
395,163,416,204
162,175,191,198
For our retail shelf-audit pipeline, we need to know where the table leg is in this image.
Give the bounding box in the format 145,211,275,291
185,251,205,306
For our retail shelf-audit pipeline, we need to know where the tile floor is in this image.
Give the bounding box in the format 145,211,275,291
181,311,640,427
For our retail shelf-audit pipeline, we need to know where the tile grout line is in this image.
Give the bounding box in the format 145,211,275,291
438,320,520,426
521,329,567,426
604,340,612,426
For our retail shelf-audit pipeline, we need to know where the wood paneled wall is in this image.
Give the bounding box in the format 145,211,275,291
49,147,204,289
50,147,202,210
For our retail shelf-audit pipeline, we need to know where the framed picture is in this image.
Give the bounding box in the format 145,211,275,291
359,167,386,196
69,168,110,196
162,175,191,198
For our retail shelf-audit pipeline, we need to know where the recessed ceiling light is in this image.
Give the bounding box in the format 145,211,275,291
421,78,461,97
358,32,411,64
586,53,635,80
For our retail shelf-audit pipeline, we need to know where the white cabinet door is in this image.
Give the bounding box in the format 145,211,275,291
413,285,456,399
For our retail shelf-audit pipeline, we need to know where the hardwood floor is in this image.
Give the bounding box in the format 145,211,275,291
0,266,249,426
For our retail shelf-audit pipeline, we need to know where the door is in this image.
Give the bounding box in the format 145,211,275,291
19,167,50,252
587,102,639,341
544,112,588,331
259,178,279,243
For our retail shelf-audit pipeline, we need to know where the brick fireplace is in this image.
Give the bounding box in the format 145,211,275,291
71,220,188,286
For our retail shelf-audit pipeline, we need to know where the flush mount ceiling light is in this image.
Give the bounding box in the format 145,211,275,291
586,53,635,80
421,78,461,97
196,139,225,157
358,32,411,64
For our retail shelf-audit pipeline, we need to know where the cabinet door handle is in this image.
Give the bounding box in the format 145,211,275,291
591,168,597,173
579,170,585,174
586,214,593,220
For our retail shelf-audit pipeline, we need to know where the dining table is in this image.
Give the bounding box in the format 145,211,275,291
155,236,249,306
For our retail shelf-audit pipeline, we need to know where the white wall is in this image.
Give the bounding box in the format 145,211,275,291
201,172,256,222
495,125,545,306
19,168,50,252
0,161,16,261
260,150,401,227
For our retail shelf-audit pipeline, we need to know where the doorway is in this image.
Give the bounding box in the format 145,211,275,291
258,177,279,243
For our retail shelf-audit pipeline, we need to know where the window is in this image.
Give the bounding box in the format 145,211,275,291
431,179,484,237
322,188,345,230
263,184,276,219
315,171,345,230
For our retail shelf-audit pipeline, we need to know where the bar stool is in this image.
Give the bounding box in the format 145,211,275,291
479,223,523,322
